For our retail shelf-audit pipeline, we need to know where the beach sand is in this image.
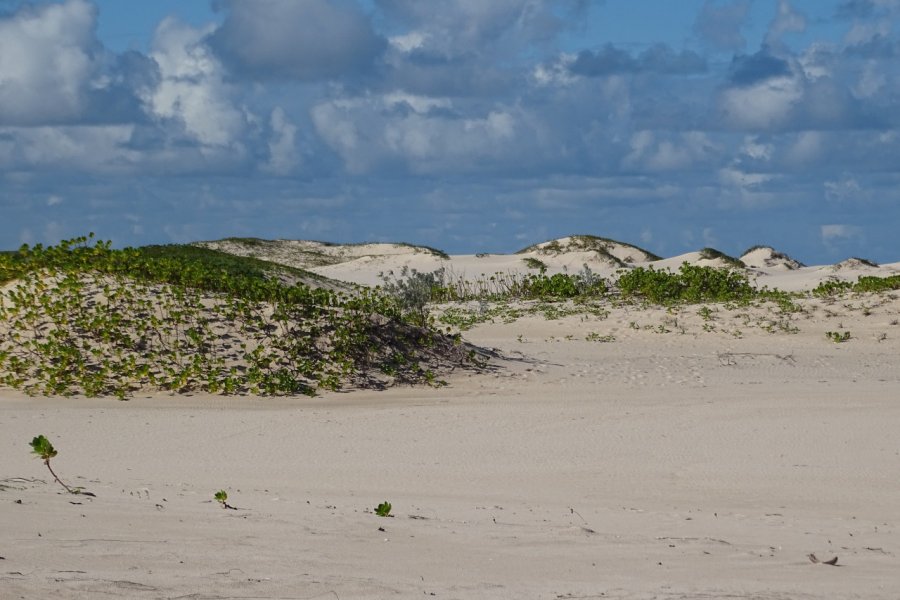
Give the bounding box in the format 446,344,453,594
3,292,900,599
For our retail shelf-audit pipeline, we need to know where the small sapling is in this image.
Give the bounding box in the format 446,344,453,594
214,490,237,510
29,435,94,496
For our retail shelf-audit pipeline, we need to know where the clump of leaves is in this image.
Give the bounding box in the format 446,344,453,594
29,435,93,496
214,489,237,510
616,263,754,304
375,501,393,517
826,331,851,343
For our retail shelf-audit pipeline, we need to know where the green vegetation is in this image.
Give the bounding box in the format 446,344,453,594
617,263,754,304
826,330,851,343
29,434,91,495
214,490,236,510
522,257,547,270
813,274,900,297
375,501,392,517
0,236,479,398
699,248,746,268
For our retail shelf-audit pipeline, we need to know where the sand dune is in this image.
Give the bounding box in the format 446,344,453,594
195,235,900,293
2,236,900,598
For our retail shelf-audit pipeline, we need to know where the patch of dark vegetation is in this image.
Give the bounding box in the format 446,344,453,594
813,274,900,297
699,247,746,269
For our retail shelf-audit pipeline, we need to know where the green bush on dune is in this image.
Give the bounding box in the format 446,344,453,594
617,263,755,304
0,235,479,398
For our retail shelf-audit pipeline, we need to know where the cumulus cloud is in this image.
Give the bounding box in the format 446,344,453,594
0,0,97,125
721,74,804,130
311,94,531,174
721,51,807,130
146,17,248,149
263,107,300,175
623,131,717,172
209,0,385,81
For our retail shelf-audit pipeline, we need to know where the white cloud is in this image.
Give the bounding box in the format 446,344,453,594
146,18,248,149
263,107,299,175
311,94,524,174
821,224,863,243
824,176,865,202
740,136,774,161
532,53,577,87
0,0,98,125
721,74,804,129
623,131,716,171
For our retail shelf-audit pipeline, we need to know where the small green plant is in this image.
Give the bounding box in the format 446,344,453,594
522,257,547,271
585,332,616,342
214,489,237,510
825,331,851,343
375,501,393,517
29,435,92,496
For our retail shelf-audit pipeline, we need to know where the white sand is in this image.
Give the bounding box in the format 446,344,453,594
3,274,900,598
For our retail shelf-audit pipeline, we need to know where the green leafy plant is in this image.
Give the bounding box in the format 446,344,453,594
214,489,236,510
826,331,851,343
375,501,393,517
616,263,754,304
29,435,92,496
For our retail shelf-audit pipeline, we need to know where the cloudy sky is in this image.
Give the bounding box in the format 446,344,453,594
1,0,898,263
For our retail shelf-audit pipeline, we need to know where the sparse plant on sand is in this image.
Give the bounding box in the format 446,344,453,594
214,489,237,510
522,257,547,271
375,501,393,517
585,332,616,342
29,435,93,496
825,330,851,343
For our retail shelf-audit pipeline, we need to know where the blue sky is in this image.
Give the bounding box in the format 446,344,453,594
1,0,899,263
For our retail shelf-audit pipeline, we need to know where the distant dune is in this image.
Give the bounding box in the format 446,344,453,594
196,235,900,291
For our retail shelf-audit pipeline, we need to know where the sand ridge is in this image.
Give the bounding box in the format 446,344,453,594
2,237,900,598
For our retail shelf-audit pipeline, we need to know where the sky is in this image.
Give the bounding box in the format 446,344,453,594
1,0,899,264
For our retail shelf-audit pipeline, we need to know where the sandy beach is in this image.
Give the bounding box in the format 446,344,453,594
2,240,900,599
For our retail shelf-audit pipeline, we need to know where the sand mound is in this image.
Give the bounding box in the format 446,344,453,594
740,246,804,270
830,257,880,271
517,235,660,267
195,238,448,271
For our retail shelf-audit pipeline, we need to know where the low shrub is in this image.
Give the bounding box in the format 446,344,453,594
616,263,754,304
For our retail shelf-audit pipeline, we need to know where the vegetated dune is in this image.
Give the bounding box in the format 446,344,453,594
196,234,900,292
516,235,662,266
740,245,805,270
